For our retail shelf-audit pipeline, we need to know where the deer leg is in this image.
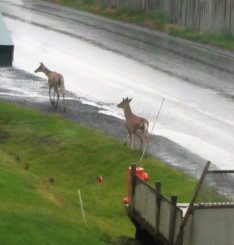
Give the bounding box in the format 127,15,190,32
139,136,144,153
62,92,66,112
54,88,59,109
53,89,56,104
49,87,55,106
129,132,134,151
144,133,150,157
124,134,128,146
124,132,130,146
136,132,144,153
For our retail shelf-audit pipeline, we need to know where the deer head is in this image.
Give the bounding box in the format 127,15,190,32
34,62,45,73
117,97,132,109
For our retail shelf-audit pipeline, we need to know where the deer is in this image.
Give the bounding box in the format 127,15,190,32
34,62,66,112
117,97,150,156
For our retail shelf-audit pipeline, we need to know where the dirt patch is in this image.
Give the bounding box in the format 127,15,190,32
165,24,184,31
143,18,156,29
90,4,101,11
102,7,117,14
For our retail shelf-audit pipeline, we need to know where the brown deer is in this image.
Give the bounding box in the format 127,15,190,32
34,63,66,112
117,97,150,155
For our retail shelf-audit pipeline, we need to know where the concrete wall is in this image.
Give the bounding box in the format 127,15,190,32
95,0,234,35
184,206,234,245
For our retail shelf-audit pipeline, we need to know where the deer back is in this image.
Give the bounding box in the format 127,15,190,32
126,114,149,134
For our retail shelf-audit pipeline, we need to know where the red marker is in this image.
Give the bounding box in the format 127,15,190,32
97,176,102,183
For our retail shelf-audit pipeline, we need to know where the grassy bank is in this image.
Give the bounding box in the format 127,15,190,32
43,0,234,51
0,101,200,244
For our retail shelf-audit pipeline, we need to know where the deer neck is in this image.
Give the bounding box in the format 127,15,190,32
42,66,52,77
123,104,133,119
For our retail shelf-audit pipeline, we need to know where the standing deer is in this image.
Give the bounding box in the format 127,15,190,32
34,62,66,112
117,97,150,156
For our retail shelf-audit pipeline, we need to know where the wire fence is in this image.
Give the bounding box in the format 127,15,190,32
196,170,234,203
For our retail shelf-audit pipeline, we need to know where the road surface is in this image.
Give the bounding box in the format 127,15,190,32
0,0,234,174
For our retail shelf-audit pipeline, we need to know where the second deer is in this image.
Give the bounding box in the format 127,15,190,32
117,97,150,156
34,62,66,112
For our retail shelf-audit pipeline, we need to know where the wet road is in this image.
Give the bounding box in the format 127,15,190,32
0,0,234,171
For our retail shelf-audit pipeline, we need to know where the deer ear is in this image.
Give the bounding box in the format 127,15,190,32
129,98,132,102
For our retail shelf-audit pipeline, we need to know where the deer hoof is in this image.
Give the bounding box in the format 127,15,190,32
123,142,127,146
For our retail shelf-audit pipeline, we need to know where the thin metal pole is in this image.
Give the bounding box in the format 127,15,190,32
78,189,87,225
96,183,100,214
139,97,165,163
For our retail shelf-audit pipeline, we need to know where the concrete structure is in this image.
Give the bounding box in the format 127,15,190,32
126,163,234,245
0,12,14,66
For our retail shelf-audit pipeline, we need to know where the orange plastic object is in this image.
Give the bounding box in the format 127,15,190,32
124,166,149,204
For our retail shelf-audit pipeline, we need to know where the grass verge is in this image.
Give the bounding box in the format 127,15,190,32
0,101,224,244
43,0,234,51
0,101,196,244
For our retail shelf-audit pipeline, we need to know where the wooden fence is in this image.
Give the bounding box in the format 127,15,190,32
94,0,234,35
128,164,183,244
127,163,234,245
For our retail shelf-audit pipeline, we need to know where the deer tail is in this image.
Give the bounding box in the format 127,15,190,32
144,122,151,143
59,76,65,93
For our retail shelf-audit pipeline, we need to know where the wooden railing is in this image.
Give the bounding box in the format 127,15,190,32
128,163,183,245
127,162,234,245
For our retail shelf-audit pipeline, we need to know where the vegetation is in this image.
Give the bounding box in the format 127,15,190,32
43,0,234,51
0,101,199,244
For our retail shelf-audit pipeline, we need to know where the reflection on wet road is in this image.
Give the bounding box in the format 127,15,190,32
0,0,234,170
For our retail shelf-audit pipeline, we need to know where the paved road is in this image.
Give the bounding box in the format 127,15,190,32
0,0,234,173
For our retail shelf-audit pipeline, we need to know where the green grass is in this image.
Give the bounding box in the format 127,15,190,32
0,101,202,244
165,26,234,50
42,0,234,51
0,151,107,245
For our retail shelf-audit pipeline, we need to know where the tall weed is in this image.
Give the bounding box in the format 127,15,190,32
154,10,171,29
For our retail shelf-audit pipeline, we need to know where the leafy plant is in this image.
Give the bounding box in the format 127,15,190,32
154,10,171,29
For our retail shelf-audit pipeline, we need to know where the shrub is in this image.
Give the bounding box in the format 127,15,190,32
82,0,94,6
154,10,171,29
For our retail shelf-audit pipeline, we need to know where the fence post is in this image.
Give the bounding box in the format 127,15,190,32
169,195,178,244
130,163,137,212
155,181,161,234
